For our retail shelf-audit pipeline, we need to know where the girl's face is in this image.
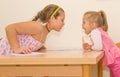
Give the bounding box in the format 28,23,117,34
50,11,65,31
82,17,92,34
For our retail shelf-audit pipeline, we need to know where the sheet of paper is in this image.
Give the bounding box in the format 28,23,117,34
47,48,82,51
10,52,45,56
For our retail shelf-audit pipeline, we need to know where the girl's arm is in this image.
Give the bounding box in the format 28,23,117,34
83,29,102,51
90,29,103,50
5,21,42,53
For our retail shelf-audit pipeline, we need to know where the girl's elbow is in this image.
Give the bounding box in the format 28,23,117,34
5,25,14,33
92,46,102,51
5,25,10,32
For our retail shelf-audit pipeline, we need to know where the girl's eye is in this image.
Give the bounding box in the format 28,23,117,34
61,19,64,22
83,21,85,24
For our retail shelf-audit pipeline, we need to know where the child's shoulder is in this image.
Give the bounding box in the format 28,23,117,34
91,28,100,33
14,21,41,25
91,28,101,36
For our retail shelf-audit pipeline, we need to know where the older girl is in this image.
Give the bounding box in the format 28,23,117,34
0,4,65,55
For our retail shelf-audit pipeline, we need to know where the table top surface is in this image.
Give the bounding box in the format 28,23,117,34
0,50,104,65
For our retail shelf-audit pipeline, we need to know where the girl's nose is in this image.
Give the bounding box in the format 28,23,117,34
82,24,84,29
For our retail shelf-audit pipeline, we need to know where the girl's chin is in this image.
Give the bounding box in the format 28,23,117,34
55,28,61,32
85,32,90,35
56,29,61,32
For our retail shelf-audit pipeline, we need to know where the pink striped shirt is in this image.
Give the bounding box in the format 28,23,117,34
0,35,43,55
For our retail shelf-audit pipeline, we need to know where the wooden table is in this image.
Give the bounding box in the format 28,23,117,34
0,50,104,77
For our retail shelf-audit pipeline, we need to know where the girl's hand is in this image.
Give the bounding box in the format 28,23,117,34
83,43,92,50
13,47,32,54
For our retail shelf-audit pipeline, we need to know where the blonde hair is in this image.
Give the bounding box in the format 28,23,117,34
32,4,64,23
84,10,108,32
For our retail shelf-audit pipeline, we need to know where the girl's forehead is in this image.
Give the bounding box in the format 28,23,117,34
59,11,65,18
83,17,87,21
60,11,65,16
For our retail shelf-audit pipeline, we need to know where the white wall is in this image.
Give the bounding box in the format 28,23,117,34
0,0,120,77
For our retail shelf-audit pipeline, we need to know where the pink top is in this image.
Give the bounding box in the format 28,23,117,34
98,28,120,66
0,35,43,55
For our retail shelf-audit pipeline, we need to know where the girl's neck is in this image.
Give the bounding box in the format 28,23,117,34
45,25,51,32
38,20,51,33
37,19,52,33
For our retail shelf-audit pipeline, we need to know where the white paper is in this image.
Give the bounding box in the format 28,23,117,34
10,52,45,56
47,48,82,51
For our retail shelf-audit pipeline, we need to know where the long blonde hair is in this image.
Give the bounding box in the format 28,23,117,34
32,4,64,23
84,10,108,32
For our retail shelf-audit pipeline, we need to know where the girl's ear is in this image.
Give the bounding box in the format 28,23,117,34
49,16,55,23
50,16,56,24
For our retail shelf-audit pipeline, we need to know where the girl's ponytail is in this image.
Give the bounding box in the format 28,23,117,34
98,11,108,32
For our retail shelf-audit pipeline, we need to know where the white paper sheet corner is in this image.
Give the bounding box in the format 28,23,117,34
10,52,45,56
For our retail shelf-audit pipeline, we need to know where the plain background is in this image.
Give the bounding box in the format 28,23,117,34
0,0,120,77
